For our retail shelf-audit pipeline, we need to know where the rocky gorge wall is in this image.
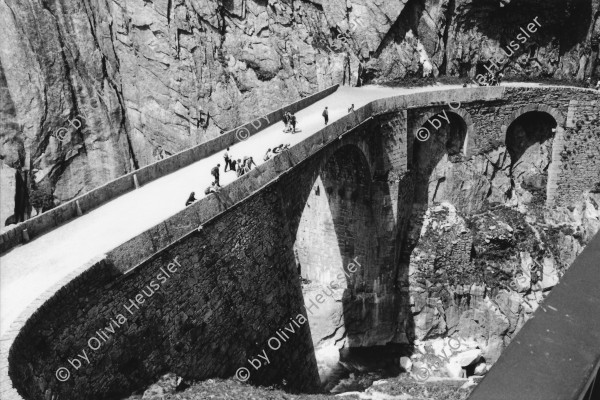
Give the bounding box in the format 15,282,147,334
2,0,600,228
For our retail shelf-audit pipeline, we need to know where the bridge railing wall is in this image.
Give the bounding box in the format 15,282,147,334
0,84,339,255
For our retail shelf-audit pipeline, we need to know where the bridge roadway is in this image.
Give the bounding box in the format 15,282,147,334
0,82,555,336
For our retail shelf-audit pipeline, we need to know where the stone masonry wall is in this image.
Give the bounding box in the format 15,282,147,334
405,87,600,215
9,181,321,400
558,99,600,206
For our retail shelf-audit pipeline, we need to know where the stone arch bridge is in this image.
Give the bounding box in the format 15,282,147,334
2,86,599,400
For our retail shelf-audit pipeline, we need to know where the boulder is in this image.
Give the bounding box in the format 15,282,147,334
540,258,559,290
473,361,488,376
450,349,482,367
445,361,464,379
399,356,412,372
142,373,182,399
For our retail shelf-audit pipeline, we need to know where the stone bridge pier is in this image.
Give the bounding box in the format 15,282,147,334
273,113,414,383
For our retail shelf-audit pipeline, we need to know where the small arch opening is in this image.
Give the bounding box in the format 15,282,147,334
505,111,557,205
412,110,469,206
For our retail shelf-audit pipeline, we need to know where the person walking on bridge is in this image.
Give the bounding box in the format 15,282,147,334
283,112,291,132
223,147,235,172
223,147,233,172
290,113,297,133
211,164,221,186
322,107,329,125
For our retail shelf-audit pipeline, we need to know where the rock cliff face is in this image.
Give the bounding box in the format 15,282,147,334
1,0,599,225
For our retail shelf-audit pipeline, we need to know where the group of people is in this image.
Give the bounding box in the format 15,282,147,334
202,148,258,197
186,146,261,205
263,144,291,162
207,148,257,186
222,147,257,177
585,77,600,90
282,111,298,133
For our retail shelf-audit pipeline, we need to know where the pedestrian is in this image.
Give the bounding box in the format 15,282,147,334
348,104,355,113
586,77,592,88
224,147,233,172
498,72,504,85
273,144,284,154
283,112,290,132
264,148,272,162
245,156,257,170
596,80,600,91
211,164,220,186
322,107,329,125
243,159,251,174
185,192,196,206
290,113,297,133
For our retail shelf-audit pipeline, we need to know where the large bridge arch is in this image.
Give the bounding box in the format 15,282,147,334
276,120,412,389
293,144,374,284
287,143,378,387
